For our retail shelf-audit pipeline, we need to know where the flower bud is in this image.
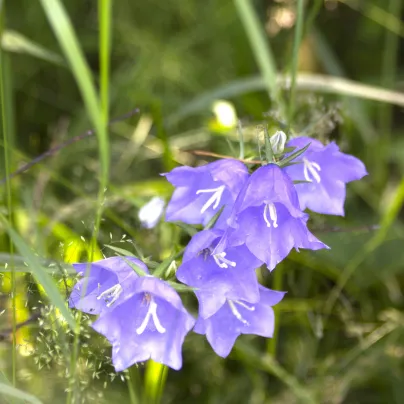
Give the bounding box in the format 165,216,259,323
270,130,287,154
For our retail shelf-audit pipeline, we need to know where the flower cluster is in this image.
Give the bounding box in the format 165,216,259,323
69,134,367,371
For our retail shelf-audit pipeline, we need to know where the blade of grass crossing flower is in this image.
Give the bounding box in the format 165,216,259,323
39,3,111,401
233,0,286,118
0,382,43,404
0,214,76,330
288,0,304,124
0,5,17,385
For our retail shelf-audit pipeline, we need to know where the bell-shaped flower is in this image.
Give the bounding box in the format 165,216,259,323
194,286,285,357
69,256,147,315
92,276,195,371
283,137,367,215
163,159,249,228
176,229,262,319
214,163,328,270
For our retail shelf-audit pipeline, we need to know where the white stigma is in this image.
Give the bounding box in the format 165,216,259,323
213,252,236,269
97,284,123,307
136,298,166,335
263,202,278,228
303,158,321,183
196,185,225,214
228,300,255,325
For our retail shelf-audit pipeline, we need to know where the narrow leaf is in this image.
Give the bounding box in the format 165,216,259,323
0,215,76,330
278,142,311,167
0,383,43,404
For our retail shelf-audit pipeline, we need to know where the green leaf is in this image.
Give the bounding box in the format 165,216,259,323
0,382,43,404
0,215,76,330
171,221,199,236
121,257,147,277
39,0,109,187
233,0,285,118
166,281,198,293
152,248,185,279
204,205,225,230
278,142,311,167
1,29,64,65
104,244,137,258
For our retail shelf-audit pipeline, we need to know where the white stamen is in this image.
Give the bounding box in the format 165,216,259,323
97,284,123,307
227,300,249,325
136,298,166,335
303,158,321,183
213,252,236,269
234,300,255,311
263,202,278,228
196,185,225,214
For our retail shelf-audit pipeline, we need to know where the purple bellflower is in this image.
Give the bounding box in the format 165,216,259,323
163,159,249,229
92,276,195,371
214,164,328,270
194,286,285,357
68,256,146,316
283,137,368,215
176,229,262,319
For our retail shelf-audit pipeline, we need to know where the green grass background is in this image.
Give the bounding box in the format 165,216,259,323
1,0,404,403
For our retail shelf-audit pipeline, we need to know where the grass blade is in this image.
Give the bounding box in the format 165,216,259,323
99,0,111,126
0,382,43,404
288,0,304,124
168,74,404,127
0,214,76,330
1,29,64,65
233,0,285,118
39,0,109,186
0,4,17,385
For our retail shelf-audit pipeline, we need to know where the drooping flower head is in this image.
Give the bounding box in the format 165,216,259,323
214,164,328,270
194,286,285,357
176,229,262,319
283,137,367,215
68,256,146,315
92,276,195,371
163,159,249,228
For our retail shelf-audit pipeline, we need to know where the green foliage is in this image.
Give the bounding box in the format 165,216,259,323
1,1,404,403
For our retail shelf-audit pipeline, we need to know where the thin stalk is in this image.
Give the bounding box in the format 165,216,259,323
237,120,245,159
267,265,283,355
233,0,286,119
288,0,305,124
0,5,17,386
99,0,112,126
378,0,402,183
144,361,168,404
127,366,141,404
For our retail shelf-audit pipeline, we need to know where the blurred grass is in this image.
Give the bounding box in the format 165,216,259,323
0,0,404,403
0,2,17,386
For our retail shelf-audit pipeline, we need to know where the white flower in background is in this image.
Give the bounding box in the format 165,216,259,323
138,197,165,229
270,130,287,154
212,100,237,128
